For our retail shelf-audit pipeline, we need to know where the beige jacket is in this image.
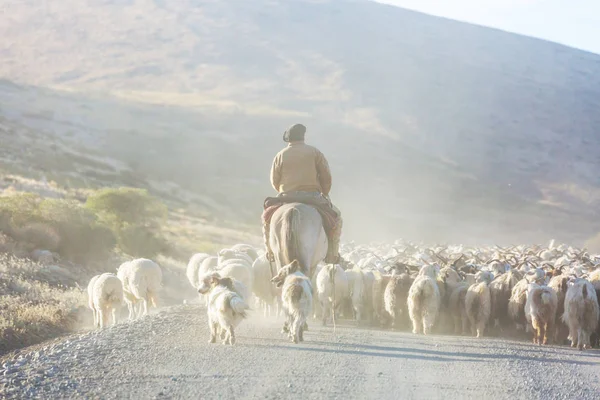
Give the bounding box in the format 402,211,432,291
270,141,332,195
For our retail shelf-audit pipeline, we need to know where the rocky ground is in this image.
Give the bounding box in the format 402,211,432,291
1,305,599,399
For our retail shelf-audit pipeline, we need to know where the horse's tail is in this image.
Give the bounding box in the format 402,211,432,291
281,206,302,271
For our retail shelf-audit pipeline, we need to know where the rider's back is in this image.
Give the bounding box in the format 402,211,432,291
270,142,331,195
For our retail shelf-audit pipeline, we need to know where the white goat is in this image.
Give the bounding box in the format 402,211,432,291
465,281,491,338
563,278,599,350
407,265,441,335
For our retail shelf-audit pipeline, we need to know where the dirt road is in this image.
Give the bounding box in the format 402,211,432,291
2,305,599,399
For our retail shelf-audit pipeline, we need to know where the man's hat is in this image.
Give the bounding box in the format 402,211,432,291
283,123,306,142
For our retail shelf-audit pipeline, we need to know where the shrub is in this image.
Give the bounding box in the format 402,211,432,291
0,193,116,262
86,187,169,257
13,222,61,252
38,199,116,262
85,187,167,229
0,192,43,227
0,253,86,354
0,187,170,261
0,232,17,254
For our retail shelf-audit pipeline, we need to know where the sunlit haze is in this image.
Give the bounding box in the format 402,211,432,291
375,0,600,55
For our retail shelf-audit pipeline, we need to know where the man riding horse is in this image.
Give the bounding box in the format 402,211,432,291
262,123,343,265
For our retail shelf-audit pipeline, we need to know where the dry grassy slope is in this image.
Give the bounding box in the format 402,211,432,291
1,0,600,244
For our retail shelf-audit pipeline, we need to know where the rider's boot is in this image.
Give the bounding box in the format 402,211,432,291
324,218,342,264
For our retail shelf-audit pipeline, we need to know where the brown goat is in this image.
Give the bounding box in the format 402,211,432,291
525,283,558,345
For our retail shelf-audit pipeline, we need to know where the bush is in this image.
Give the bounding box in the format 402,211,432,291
0,194,116,262
13,222,61,252
86,187,169,258
0,187,169,261
0,253,86,354
0,192,43,228
38,199,116,262
85,187,167,229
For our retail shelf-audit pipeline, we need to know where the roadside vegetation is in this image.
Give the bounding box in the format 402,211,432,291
0,176,260,355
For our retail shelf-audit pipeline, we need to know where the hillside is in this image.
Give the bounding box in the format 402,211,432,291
1,0,600,245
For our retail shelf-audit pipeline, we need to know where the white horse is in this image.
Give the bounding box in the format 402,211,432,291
269,202,328,280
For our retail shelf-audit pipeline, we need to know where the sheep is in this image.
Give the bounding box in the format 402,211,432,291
316,263,349,326
407,265,441,335
87,274,101,327
218,261,253,298
524,283,558,345
117,258,162,320
186,252,211,290
230,244,260,263
251,254,280,317
384,273,413,329
195,256,219,305
198,256,219,276
562,278,599,350
465,281,491,338
218,249,254,267
271,260,313,343
92,273,124,329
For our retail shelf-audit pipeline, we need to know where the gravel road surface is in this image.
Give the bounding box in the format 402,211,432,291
2,305,600,399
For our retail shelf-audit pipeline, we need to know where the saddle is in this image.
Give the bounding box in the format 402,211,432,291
262,193,339,234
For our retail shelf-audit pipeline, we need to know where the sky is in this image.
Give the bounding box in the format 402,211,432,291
375,0,600,55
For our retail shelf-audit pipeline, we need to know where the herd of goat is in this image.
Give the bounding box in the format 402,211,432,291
86,240,600,349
